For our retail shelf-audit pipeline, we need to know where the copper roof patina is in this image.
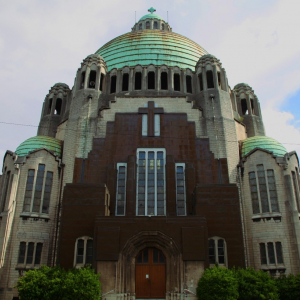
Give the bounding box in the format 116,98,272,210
16,136,62,158
96,30,208,71
241,136,287,157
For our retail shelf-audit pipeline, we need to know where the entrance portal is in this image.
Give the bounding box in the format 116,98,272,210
136,247,166,299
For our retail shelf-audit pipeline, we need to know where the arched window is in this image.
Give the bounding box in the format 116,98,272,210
148,71,155,89
241,99,248,115
146,21,150,29
208,237,227,266
139,23,142,30
88,70,97,88
135,72,142,90
186,75,192,93
161,72,168,90
174,73,180,91
110,75,117,93
154,21,158,29
74,237,93,267
54,98,62,115
122,73,129,91
206,71,214,89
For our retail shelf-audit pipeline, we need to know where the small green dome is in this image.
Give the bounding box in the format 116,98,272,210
242,136,287,157
96,30,208,71
139,13,164,21
16,136,62,158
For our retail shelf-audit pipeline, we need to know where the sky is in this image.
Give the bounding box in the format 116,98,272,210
1,0,300,170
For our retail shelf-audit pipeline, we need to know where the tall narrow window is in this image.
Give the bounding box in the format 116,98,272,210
217,72,221,87
135,72,142,90
154,21,158,29
250,99,255,114
260,243,267,264
206,71,214,89
23,170,35,212
34,243,43,265
32,164,45,213
86,240,93,264
198,73,203,91
136,149,165,216
148,72,155,89
257,165,268,213
174,73,180,91
267,242,276,264
146,21,150,29
54,98,62,115
116,163,127,216
161,72,168,90
26,242,34,264
176,163,186,216
208,237,227,266
100,73,104,91
241,99,248,115
161,24,164,30
18,242,26,264
249,172,260,214
47,99,53,114
76,239,84,264
42,172,53,214
122,73,129,91
1,171,11,212
110,75,117,93
267,170,279,212
139,23,142,30
292,171,300,211
276,242,283,264
186,75,192,93
80,71,85,89
88,70,97,88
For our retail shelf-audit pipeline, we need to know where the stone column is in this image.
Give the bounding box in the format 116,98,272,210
202,67,208,90
142,67,147,91
116,69,122,93
156,67,160,92
83,65,91,89
212,65,218,90
182,70,186,93
75,69,81,91
95,66,101,90
221,69,228,91
50,97,57,115
246,94,253,116
170,67,174,91
129,68,134,92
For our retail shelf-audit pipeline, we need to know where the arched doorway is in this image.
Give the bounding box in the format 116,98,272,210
136,247,166,298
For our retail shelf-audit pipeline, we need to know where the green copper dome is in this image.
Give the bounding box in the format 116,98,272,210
242,136,287,157
139,13,164,21
96,30,208,71
16,136,62,158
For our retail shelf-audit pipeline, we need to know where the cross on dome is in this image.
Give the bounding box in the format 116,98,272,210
148,7,156,14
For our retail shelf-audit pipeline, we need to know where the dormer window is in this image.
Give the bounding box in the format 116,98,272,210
146,21,150,29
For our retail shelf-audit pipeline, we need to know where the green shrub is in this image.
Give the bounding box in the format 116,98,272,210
197,265,239,300
236,268,278,300
16,265,101,300
275,273,300,300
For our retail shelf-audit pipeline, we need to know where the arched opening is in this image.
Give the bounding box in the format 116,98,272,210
186,75,192,93
100,73,105,91
135,72,142,90
217,72,221,88
122,73,129,91
161,24,164,30
47,98,53,114
161,72,168,90
110,75,117,94
198,73,203,91
154,21,158,29
241,99,248,115
80,71,85,89
55,98,62,115
148,71,155,89
139,23,142,30
146,21,150,29
88,70,97,88
250,99,255,114
136,247,166,299
174,73,180,91
206,71,214,89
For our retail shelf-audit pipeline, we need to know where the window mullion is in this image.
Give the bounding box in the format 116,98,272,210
265,171,271,212
30,173,37,213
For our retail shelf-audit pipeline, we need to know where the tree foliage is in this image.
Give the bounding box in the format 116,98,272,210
275,273,300,300
16,265,101,300
196,265,239,300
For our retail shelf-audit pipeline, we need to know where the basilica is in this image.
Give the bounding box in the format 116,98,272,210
0,8,300,300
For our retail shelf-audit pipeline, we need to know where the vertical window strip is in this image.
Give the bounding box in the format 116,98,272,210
156,151,165,215
198,73,203,91
147,151,155,215
85,240,93,264
23,170,35,212
18,242,26,264
42,171,53,214
267,170,279,212
275,242,283,264
218,239,225,264
116,164,127,216
259,243,267,264
176,164,186,216
208,239,215,264
292,171,300,211
267,242,276,264
26,242,34,264
34,243,43,265
32,164,45,213
137,151,146,215
76,239,84,264
257,165,269,213
249,172,260,214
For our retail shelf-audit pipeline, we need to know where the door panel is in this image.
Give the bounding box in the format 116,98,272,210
136,248,166,299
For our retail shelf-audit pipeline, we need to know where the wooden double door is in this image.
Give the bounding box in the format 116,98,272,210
136,247,166,299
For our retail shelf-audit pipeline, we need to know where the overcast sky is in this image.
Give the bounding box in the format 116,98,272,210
1,0,300,170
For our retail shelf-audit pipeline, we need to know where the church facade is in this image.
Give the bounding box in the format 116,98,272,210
0,8,300,300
